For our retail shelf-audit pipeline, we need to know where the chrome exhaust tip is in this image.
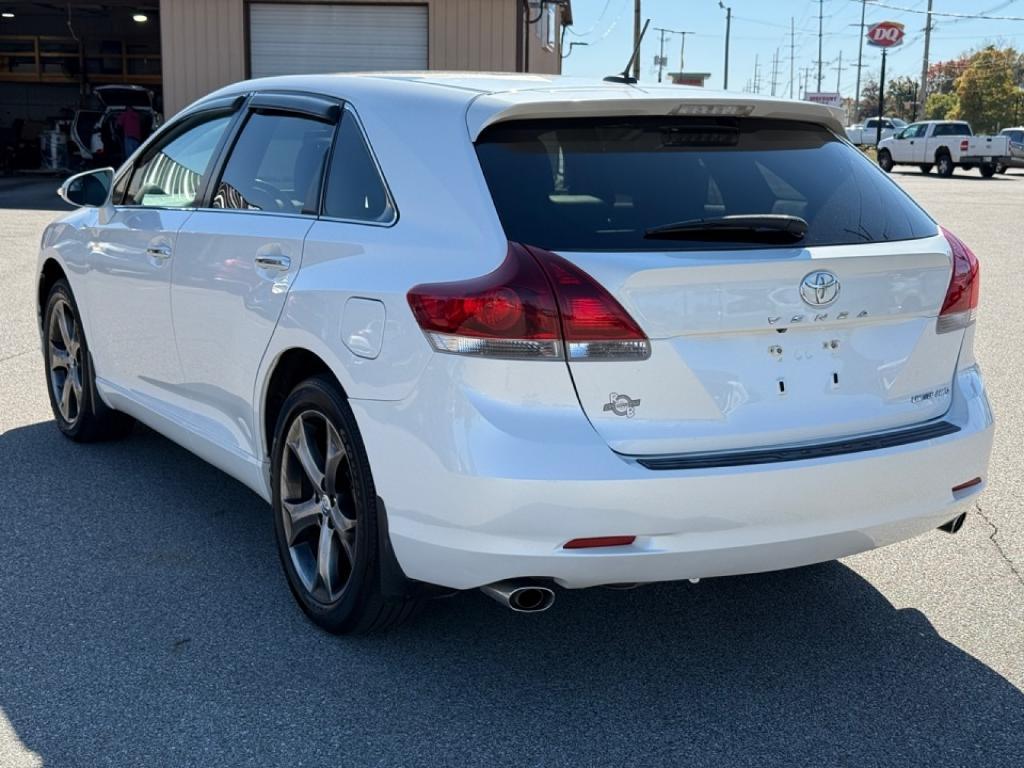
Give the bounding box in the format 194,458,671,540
480,580,555,613
938,512,968,534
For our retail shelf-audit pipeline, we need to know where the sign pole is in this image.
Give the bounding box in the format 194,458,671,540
877,48,887,147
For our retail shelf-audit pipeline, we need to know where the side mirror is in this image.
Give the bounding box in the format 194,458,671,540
58,167,114,208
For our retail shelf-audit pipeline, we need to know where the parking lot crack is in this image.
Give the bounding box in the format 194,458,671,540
975,503,1024,589
0,349,33,364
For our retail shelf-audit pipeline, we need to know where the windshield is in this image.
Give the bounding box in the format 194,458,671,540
476,116,937,252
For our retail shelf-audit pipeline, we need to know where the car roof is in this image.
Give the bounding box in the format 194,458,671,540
198,72,847,137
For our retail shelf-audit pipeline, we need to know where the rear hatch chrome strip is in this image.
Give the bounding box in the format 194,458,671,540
634,420,961,470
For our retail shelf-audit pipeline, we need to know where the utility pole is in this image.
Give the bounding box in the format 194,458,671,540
833,50,844,94
770,49,780,96
632,0,641,81
654,28,690,83
801,66,811,99
789,17,796,98
657,27,667,82
719,2,732,90
854,0,867,121
816,0,824,92
753,54,760,94
920,0,934,114
877,48,887,145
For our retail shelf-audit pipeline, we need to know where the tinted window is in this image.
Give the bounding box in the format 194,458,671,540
124,113,231,207
213,112,333,214
933,123,971,137
902,124,927,139
322,113,395,223
476,117,937,252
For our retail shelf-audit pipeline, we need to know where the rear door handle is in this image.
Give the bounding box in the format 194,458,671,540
146,245,171,260
255,254,291,271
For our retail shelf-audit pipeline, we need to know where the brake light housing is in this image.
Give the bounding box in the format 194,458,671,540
938,227,980,333
407,242,651,361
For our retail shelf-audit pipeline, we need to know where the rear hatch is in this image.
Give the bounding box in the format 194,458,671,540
477,115,962,456
94,85,154,109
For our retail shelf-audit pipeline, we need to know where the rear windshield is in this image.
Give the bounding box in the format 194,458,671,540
475,117,937,252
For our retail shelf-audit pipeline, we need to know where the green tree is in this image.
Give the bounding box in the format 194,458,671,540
953,46,1018,133
857,78,880,121
925,91,958,120
927,56,969,96
887,76,920,121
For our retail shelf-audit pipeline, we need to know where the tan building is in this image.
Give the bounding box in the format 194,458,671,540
0,0,571,143
161,0,572,115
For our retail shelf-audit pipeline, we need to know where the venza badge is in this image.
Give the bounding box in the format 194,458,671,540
799,270,841,307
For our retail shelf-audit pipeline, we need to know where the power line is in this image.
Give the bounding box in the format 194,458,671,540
849,0,1024,21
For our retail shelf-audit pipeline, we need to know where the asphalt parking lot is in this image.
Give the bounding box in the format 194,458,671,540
1,169,1022,767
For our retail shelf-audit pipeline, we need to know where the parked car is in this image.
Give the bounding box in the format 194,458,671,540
877,120,1020,177
38,74,993,633
70,84,161,168
995,127,1024,173
845,116,907,146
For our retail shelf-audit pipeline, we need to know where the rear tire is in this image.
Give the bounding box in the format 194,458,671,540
877,150,894,173
42,279,134,442
980,163,997,178
936,153,955,177
919,164,933,174
271,374,421,634
996,162,1008,174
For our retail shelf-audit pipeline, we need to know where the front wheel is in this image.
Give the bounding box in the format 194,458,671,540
919,164,933,174
936,153,955,177
877,150,894,173
271,374,420,634
42,280,133,441
980,163,997,178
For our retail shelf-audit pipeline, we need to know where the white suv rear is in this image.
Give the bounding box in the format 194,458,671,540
38,75,993,633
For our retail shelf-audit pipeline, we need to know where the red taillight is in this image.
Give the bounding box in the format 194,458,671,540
938,227,980,332
407,242,561,359
960,139,969,152
407,242,650,360
527,246,650,360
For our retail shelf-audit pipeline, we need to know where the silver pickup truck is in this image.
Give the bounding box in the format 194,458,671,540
876,120,1024,178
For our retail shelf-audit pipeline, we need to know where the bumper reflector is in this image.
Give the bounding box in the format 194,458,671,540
564,536,636,550
952,477,982,493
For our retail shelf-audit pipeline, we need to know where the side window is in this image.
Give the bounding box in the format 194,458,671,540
322,111,395,224
124,113,232,207
213,112,333,214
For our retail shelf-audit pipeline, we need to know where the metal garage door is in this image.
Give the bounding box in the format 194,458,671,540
249,3,428,77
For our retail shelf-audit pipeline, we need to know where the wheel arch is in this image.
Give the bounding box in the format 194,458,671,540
37,257,68,329
260,347,349,464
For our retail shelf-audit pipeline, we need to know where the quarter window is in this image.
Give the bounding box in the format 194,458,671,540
321,112,395,223
123,113,232,207
213,112,333,214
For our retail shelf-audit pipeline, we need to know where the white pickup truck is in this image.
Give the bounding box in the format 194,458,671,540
845,116,907,146
876,120,1021,178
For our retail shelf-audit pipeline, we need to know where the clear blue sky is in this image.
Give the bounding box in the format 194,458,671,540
562,0,1024,98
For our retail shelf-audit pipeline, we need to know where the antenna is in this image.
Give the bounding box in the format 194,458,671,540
604,18,650,84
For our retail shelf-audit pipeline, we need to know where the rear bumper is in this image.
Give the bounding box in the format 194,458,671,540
351,365,994,591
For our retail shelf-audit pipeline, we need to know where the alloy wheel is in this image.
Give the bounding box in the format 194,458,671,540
279,410,357,603
47,297,83,424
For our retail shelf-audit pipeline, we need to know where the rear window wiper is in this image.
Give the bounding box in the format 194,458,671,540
644,214,808,243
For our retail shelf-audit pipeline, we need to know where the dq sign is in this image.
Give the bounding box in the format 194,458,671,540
867,21,905,47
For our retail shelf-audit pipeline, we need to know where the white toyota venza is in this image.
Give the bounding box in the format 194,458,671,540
37,74,994,633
